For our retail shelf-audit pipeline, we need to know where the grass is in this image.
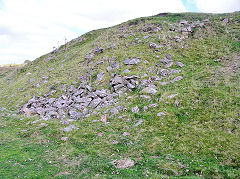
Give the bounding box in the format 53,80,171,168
0,12,239,178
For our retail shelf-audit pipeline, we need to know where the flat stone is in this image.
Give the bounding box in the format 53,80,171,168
61,137,69,141
111,107,119,115
171,76,183,83
124,58,140,65
94,46,103,55
89,98,101,108
149,103,158,108
176,61,185,67
168,94,178,99
149,42,162,49
165,62,174,68
97,72,105,81
134,119,143,127
123,69,131,73
142,86,157,95
157,112,166,117
122,132,130,136
62,125,79,132
131,106,139,113
158,69,170,76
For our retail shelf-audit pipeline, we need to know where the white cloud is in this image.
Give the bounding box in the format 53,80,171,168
189,0,240,13
0,0,186,65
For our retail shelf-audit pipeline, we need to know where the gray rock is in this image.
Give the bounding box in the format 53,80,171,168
106,66,112,72
149,103,158,108
171,76,183,83
176,61,185,67
168,94,178,99
29,78,35,83
171,69,181,74
142,85,157,94
123,69,131,73
85,54,94,61
111,107,119,115
95,89,107,98
61,137,69,141
180,20,188,25
134,119,143,127
94,46,103,55
158,69,170,76
124,58,140,65
159,82,169,85
89,98,101,108
143,106,148,111
157,112,166,117
149,42,162,49
62,125,79,132
131,106,139,113
165,62,174,68
140,95,151,99
97,72,105,81
160,58,172,65
122,132,130,136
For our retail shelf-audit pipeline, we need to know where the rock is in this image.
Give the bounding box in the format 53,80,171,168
62,125,79,132
176,61,185,67
223,18,229,23
89,98,101,108
124,58,140,65
61,137,69,141
97,72,105,81
180,20,188,25
171,69,181,74
142,85,157,94
122,132,130,136
143,106,148,111
110,107,119,115
94,46,103,55
168,94,178,99
171,76,183,83
160,58,172,65
166,54,172,60
131,106,139,113
174,100,179,106
123,69,131,73
165,62,174,68
95,89,107,98
149,42,162,49
29,78,35,83
106,66,112,72
149,103,158,108
85,54,94,61
159,82,169,85
101,114,108,123
157,112,166,117
158,69,170,76
134,119,143,127
140,95,151,99
110,76,123,85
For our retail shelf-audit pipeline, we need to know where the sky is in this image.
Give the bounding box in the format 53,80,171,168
0,0,239,65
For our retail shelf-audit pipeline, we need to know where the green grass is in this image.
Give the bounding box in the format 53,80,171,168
0,12,240,178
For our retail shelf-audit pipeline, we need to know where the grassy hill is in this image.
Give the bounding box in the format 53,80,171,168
0,12,239,178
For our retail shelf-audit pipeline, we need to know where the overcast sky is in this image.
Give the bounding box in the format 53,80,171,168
0,0,239,65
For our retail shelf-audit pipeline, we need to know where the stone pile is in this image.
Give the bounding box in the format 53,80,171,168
110,74,139,92
21,83,117,120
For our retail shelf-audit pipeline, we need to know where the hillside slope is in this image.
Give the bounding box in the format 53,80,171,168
0,12,239,178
